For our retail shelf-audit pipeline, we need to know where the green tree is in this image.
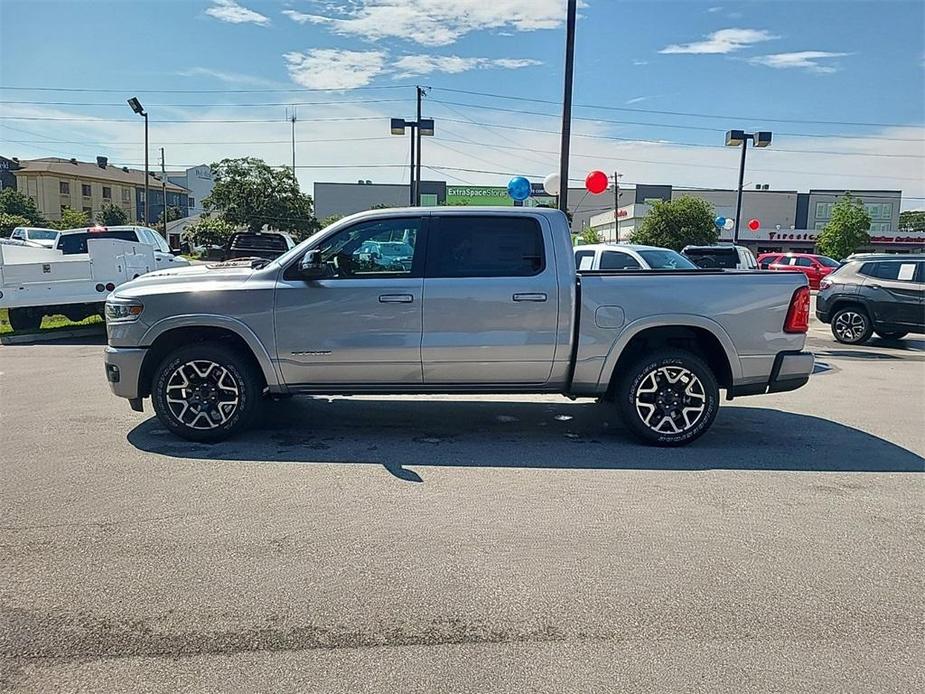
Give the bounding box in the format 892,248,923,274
158,206,183,225
319,214,344,228
0,188,46,227
815,194,871,260
184,215,236,248
96,203,128,226
0,213,32,237
578,226,603,245
204,157,318,240
899,210,925,232
51,207,90,230
369,203,393,210
630,197,718,251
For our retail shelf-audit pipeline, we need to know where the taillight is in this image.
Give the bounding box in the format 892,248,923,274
819,276,833,290
784,286,810,333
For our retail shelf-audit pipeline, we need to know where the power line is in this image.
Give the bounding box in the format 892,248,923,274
428,99,925,143
0,115,384,124
0,84,415,94
430,87,924,129
0,98,411,108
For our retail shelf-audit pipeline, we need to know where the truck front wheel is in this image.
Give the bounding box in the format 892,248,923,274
615,350,719,447
151,341,262,443
7,307,43,332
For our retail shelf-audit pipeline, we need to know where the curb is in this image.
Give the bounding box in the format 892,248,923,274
0,326,106,345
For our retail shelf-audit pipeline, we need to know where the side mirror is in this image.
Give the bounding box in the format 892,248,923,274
299,249,326,279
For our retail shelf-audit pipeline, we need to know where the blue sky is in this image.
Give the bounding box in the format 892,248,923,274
1,0,923,205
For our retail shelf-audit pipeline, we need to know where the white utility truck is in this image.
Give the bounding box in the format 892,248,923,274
0,238,156,331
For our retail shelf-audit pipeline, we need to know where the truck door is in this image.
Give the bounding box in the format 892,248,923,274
421,214,558,385
861,260,922,328
274,216,425,386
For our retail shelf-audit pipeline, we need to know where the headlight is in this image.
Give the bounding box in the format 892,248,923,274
105,300,144,322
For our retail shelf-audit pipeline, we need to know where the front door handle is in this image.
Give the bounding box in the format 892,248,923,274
869,285,881,291
513,293,547,302
379,294,414,303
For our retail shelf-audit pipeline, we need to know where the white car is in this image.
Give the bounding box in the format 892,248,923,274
574,243,699,270
9,226,60,248
54,225,189,269
682,244,758,270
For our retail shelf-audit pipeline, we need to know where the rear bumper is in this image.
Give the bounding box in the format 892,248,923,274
729,351,814,398
104,345,146,404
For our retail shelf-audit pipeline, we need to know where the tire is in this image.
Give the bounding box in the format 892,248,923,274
151,341,262,443
7,307,43,332
615,350,720,447
62,307,91,323
875,330,907,341
831,306,872,345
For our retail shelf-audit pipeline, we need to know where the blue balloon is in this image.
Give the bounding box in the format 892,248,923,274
715,216,726,228
507,176,531,201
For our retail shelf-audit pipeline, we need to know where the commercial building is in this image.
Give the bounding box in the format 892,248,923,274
166,165,213,216
589,186,919,254
3,156,189,224
313,180,624,232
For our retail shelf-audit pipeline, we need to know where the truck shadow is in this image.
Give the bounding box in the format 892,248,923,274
126,398,924,480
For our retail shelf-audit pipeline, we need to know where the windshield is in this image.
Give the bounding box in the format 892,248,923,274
27,229,58,240
817,256,841,268
638,249,697,269
56,229,137,254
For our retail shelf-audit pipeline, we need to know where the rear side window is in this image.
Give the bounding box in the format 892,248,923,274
600,251,641,270
427,216,545,278
860,261,918,281
57,229,137,254
574,249,594,270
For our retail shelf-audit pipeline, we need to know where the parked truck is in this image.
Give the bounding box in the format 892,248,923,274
103,208,813,446
1,238,156,331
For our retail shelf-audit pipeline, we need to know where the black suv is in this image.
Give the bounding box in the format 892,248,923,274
816,254,924,344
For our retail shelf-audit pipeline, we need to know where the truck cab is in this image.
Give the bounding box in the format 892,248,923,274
55,225,189,269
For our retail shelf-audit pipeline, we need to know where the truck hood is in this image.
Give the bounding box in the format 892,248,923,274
113,260,259,296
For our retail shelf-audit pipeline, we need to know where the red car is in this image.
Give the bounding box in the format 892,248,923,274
757,252,841,289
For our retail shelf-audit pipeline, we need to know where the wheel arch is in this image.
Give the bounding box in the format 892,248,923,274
600,318,738,396
137,316,281,397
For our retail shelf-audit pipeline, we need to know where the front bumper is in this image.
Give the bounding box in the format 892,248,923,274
104,346,147,406
729,351,814,398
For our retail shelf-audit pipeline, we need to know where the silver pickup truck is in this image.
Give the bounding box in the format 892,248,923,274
103,207,813,446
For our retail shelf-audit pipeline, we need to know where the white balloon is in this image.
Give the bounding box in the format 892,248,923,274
723,218,735,231
543,172,561,196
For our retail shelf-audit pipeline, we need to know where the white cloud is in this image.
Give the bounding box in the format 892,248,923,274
632,59,648,66
707,6,722,12
625,96,648,105
660,28,777,55
289,0,571,46
393,54,541,76
177,67,283,88
283,49,387,90
749,51,850,74
205,0,270,26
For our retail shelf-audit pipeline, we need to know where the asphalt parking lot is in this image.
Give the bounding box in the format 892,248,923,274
1,316,923,693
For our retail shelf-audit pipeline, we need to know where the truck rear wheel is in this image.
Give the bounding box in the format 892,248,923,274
8,307,43,332
151,341,262,443
615,350,719,447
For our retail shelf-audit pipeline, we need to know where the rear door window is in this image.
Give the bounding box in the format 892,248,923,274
600,251,642,270
57,229,138,254
426,216,545,278
794,257,813,267
861,261,917,281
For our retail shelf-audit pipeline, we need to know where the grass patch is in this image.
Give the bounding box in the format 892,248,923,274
0,307,104,336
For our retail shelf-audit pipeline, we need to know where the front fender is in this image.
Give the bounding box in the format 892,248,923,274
140,314,282,388
595,314,742,391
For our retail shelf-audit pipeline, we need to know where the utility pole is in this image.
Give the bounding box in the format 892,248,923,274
558,0,577,215
160,147,167,234
409,123,416,206
287,107,297,180
415,86,425,206
612,171,622,242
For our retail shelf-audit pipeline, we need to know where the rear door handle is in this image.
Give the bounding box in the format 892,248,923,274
513,293,547,302
379,294,414,303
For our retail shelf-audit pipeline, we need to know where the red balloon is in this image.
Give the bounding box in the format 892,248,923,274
585,170,609,195
747,218,761,231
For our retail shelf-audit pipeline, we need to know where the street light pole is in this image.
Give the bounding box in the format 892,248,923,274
612,171,622,241
391,114,434,207
415,86,424,207
409,124,416,206
725,129,772,244
732,140,747,245
127,97,149,224
160,147,167,233
558,0,577,215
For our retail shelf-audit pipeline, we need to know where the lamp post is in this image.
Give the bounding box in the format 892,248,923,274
612,171,623,242
127,97,148,224
725,129,772,244
558,0,578,214
390,115,434,206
